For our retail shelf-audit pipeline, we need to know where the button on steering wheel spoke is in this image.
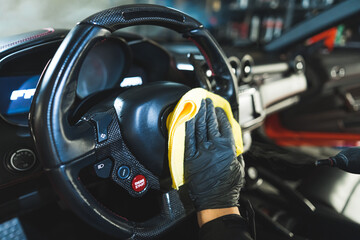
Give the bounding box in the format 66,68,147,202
83,107,160,197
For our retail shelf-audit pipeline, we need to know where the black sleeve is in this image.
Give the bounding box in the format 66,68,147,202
199,214,254,240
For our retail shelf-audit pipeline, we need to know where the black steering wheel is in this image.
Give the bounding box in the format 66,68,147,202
30,4,238,239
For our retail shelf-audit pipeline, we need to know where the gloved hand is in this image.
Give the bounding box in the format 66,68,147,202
315,147,360,174
185,98,245,211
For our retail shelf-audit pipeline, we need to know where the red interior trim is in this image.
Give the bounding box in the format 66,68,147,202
265,114,360,147
306,27,337,51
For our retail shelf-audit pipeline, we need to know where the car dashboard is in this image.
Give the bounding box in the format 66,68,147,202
0,27,307,218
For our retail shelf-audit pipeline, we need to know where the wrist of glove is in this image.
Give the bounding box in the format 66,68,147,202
185,98,245,211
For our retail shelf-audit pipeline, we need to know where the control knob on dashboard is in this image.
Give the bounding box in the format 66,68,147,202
291,55,305,74
9,149,36,172
240,54,254,84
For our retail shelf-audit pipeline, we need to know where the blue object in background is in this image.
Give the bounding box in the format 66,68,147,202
0,218,27,240
7,75,39,115
0,75,39,116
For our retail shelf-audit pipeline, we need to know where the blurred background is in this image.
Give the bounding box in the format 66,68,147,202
0,0,350,46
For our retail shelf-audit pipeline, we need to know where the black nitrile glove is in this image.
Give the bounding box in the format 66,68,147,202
315,147,360,174
185,98,245,211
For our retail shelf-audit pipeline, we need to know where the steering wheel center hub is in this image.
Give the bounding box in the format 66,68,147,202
114,82,189,177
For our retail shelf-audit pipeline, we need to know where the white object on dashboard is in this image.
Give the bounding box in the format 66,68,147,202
259,73,307,108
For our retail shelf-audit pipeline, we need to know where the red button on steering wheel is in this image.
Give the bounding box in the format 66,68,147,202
132,175,147,192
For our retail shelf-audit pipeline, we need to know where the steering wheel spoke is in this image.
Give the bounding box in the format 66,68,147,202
51,153,134,239
85,107,161,197
56,142,191,239
133,189,191,238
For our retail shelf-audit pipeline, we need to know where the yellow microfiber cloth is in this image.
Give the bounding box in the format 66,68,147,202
166,88,244,190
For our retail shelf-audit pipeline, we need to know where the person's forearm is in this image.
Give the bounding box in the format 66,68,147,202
197,207,240,227
198,212,254,240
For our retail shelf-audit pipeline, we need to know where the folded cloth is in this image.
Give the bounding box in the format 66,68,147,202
167,88,243,190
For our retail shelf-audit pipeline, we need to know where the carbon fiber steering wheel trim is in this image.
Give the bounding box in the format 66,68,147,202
81,4,202,33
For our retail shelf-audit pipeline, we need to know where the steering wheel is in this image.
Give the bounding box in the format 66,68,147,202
30,4,238,239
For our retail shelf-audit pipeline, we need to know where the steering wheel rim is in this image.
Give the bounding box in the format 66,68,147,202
30,4,238,239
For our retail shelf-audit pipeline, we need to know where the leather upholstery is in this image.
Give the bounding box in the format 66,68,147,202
298,167,360,223
0,29,67,57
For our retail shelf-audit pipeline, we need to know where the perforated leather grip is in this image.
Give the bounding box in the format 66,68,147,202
81,4,202,33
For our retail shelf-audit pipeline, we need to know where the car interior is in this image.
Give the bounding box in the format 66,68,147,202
1,0,360,239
